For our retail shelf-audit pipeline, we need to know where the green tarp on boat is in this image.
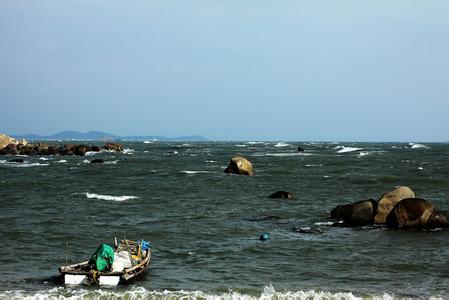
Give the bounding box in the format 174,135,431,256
89,243,114,271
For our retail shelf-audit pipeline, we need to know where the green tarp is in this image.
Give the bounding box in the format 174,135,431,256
89,243,114,271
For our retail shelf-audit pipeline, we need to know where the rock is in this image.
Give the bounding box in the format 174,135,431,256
0,134,27,150
297,146,305,152
386,198,435,229
374,186,415,224
269,191,293,199
90,159,104,164
224,156,254,176
8,158,24,163
104,143,123,152
330,199,378,226
427,210,449,228
0,143,18,155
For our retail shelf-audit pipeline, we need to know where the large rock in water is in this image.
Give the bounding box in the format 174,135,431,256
386,198,435,229
224,156,254,176
374,186,415,224
330,199,378,226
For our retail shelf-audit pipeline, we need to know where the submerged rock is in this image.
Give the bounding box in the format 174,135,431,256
386,198,435,229
269,191,293,199
8,158,24,163
224,156,254,176
90,159,104,164
297,146,305,152
330,199,378,226
374,186,415,224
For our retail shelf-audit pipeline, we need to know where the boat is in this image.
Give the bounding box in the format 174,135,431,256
59,238,151,286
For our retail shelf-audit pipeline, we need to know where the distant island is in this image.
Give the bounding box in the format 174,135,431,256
11,130,208,142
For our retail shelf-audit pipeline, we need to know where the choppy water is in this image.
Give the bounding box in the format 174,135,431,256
1,141,449,299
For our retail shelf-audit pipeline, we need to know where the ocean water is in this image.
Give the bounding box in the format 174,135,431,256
1,141,449,299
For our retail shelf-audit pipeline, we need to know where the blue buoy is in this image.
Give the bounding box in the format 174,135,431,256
259,232,269,241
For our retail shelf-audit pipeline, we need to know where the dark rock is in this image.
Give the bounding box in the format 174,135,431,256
90,159,104,164
386,198,435,229
427,210,449,228
330,199,378,226
269,191,293,199
89,146,102,152
0,143,18,155
224,156,254,176
297,146,305,152
8,158,24,163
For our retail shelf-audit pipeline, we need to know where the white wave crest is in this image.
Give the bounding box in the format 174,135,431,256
39,157,50,161
13,163,50,167
123,148,135,154
0,286,397,300
84,192,138,202
335,146,363,153
256,152,313,157
274,142,291,147
236,144,247,147
409,143,430,149
247,141,265,145
181,170,210,174
357,151,370,157
57,160,67,163
143,140,153,144
84,151,99,156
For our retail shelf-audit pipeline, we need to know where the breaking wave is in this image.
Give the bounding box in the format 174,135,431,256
0,286,395,300
335,146,363,153
409,143,430,149
84,192,139,202
123,148,135,154
181,170,210,174
274,142,291,147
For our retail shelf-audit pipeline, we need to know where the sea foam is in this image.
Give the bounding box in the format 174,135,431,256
409,143,430,149
84,192,138,202
0,286,396,300
181,170,210,174
335,146,363,153
274,142,291,147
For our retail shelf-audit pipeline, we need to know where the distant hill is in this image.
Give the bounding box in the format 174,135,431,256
12,131,208,142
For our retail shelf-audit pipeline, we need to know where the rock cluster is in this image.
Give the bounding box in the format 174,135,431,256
0,134,123,156
330,186,449,229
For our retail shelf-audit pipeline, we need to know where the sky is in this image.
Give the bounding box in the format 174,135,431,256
0,1,448,141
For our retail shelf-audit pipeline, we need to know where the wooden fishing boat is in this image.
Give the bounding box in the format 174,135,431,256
59,239,151,286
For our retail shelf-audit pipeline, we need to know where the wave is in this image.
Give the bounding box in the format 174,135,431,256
247,141,265,145
5,162,50,167
274,142,291,147
84,192,139,202
255,152,313,157
335,146,363,153
181,170,210,174
56,159,67,163
84,151,99,156
123,148,135,154
357,151,370,157
205,160,217,163
143,140,153,144
409,143,430,149
236,144,247,147
0,286,395,300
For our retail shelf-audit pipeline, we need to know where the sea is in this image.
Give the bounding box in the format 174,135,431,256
1,141,449,300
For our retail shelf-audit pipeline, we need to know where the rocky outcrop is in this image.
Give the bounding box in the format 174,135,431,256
386,198,435,229
104,143,123,152
269,191,293,199
0,134,27,150
224,156,254,176
330,199,378,226
0,136,123,157
374,186,415,224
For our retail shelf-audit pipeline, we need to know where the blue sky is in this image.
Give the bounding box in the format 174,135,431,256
1,1,448,141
